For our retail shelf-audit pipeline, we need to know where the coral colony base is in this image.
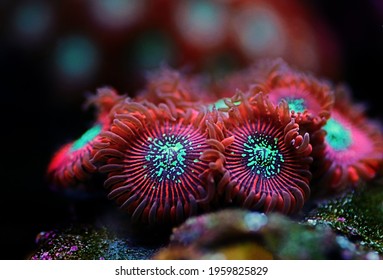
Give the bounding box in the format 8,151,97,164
47,58,383,227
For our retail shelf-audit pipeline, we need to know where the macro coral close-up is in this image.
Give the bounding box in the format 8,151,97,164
1,0,383,264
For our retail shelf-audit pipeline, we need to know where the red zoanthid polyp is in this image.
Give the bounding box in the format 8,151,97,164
91,98,219,226
201,92,313,214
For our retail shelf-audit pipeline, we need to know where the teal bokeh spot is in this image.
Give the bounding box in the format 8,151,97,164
241,133,284,178
95,0,135,16
132,31,174,69
71,124,102,152
56,36,99,79
92,0,142,28
324,118,352,151
241,12,280,53
188,0,221,31
13,2,51,38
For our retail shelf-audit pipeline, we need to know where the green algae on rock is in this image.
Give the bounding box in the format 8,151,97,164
305,182,383,254
30,225,159,260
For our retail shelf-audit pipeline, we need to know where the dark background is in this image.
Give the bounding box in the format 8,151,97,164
1,0,382,259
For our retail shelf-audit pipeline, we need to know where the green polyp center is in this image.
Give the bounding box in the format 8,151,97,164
71,124,102,151
324,118,352,151
285,97,306,113
145,134,191,182
209,98,241,110
187,0,222,34
242,133,284,178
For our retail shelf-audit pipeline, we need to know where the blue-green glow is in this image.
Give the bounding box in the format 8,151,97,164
241,133,284,178
91,0,141,28
94,0,135,16
176,0,226,48
56,36,98,78
145,134,194,182
71,124,102,152
239,9,282,55
324,118,352,151
188,1,221,32
208,99,241,110
133,31,173,69
13,2,51,38
285,97,306,113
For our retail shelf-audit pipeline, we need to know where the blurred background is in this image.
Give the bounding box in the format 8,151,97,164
1,0,382,259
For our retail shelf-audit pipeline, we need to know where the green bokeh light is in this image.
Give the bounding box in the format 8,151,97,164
187,0,222,34
132,31,174,69
56,36,98,79
13,2,51,38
